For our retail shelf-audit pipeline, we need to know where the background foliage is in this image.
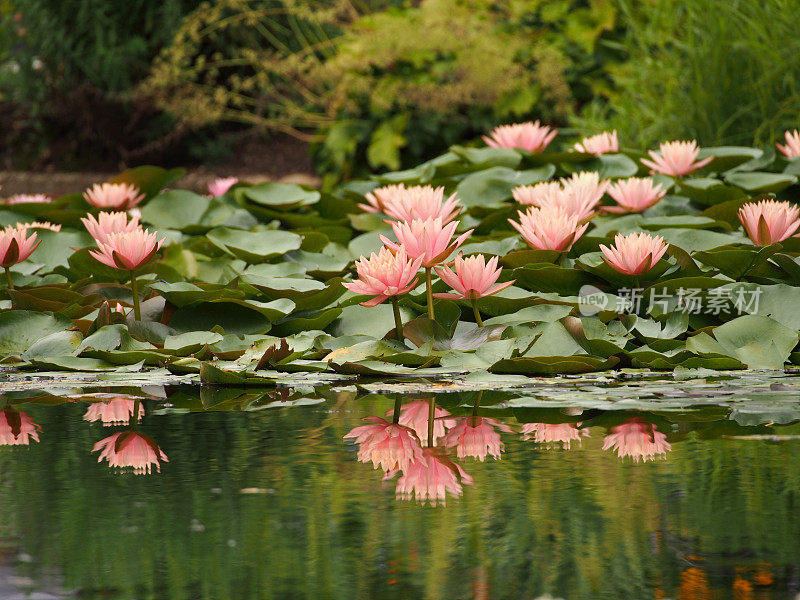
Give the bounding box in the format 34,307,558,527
1,0,798,176
575,0,800,148
0,0,198,168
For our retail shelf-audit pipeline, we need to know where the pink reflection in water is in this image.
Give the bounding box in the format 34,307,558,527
521,422,590,449
602,418,671,462
0,409,41,445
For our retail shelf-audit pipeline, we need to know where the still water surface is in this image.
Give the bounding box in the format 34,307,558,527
1,378,800,600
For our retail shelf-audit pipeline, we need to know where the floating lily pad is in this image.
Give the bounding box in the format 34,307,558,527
206,227,302,263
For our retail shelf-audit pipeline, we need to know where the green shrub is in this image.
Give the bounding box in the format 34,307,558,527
0,0,196,168
576,0,800,148
140,0,618,182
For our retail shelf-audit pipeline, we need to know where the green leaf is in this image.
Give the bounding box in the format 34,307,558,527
206,227,302,263
456,166,556,208
271,307,342,336
697,146,763,172
514,264,595,295
725,171,798,193
33,230,94,271
236,183,320,210
711,315,799,369
450,146,522,169
580,154,639,178
0,311,72,357
679,178,746,206
168,299,294,335
141,190,256,233
693,243,781,279
499,249,561,268
658,228,745,252
367,115,407,170
490,355,618,375
163,331,224,355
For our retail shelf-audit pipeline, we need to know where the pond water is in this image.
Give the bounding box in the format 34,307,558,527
2,374,800,600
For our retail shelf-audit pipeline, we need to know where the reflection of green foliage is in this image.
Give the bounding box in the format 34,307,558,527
3,398,800,599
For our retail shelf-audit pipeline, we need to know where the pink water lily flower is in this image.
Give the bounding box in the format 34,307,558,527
573,131,619,156
600,232,668,276
605,178,667,213
521,422,590,449
383,186,461,224
738,199,800,246
483,121,557,153
433,254,514,300
83,183,145,210
510,205,589,252
92,431,168,474
602,418,671,462
388,400,457,446
5,193,51,205
360,184,407,214
0,409,41,445
512,181,562,206
641,140,713,177
343,246,423,307
0,224,40,268
208,176,239,196
441,416,514,461
344,416,423,472
776,130,800,159
81,211,141,244
16,221,61,232
395,447,473,506
559,171,610,220
380,218,473,268
83,399,143,426
89,228,165,271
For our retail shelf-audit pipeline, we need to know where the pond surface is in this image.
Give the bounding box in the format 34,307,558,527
1,373,800,599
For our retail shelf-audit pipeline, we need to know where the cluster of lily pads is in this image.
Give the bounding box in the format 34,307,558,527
2,124,800,380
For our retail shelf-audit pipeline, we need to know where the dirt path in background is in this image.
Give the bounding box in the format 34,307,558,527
0,135,321,196
0,169,321,197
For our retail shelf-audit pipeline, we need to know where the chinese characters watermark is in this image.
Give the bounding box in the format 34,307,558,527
577,285,762,316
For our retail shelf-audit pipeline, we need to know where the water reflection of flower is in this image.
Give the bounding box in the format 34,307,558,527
441,416,513,461
345,398,478,506
92,431,169,475
89,399,168,475
344,416,423,472
521,422,590,449
83,398,144,426
388,400,456,446
395,447,473,506
0,408,41,445
602,418,671,462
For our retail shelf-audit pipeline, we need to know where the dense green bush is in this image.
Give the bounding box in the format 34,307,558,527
310,0,619,181
140,0,618,182
576,0,800,148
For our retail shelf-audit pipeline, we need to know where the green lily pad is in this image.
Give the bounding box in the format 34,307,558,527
679,178,746,206
0,311,72,357
236,182,320,210
206,227,302,263
490,355,619,375
725,171,798,193
693,243,781,279
697,146,763,172
456,166,556,208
